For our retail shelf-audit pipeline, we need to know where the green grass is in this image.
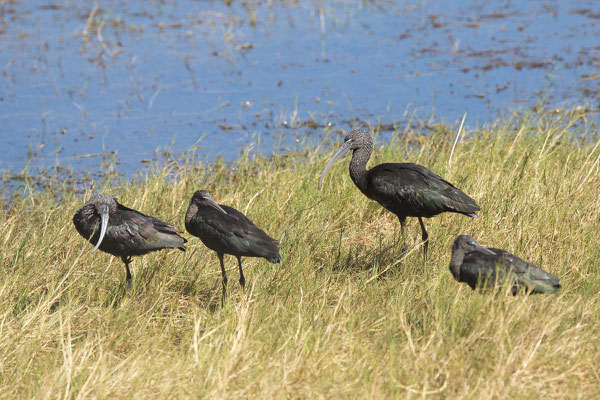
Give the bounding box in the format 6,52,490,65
1,109,600,398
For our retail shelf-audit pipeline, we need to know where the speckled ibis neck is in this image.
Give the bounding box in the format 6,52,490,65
185,200,199,226
449,248,465,281
349,141,373,193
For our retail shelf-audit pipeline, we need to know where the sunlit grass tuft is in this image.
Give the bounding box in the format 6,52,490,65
1,109,599,398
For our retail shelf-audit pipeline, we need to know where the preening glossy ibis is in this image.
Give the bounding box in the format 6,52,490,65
318,129,480,256
73,194,187,289
185,190,280,306
449,235,560,294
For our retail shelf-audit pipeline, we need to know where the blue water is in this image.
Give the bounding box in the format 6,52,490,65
1,0,599,188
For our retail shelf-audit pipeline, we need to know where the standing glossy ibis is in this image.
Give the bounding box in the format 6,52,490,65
318,129,480,256
73,194,187,289
449,235,560,294
185,190,280,306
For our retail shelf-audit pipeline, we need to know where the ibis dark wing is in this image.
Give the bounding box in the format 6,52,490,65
459,251,503,290
366,163,480,217
116,202,185,237
100,202,186,255
189,205,253,238
189,205,279,260
460,247,560,294
487,248,560,294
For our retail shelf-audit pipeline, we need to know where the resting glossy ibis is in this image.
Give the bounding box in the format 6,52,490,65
318,129,480,256
73,194,187,289
449,235,560,294
185,190,280,306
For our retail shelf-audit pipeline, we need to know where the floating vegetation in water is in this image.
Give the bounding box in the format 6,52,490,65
1,1,599,193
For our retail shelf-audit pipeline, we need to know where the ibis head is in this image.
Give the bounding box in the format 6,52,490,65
190,190,228,215
318,129,373,190
80,194,118,253
450,235,495,280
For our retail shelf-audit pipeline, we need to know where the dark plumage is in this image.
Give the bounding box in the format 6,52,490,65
73,194,187,289
318,129,480,256
449,235,560,294
185,190,280,306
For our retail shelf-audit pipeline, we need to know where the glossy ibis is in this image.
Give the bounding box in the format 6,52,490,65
449,235,560,294
318,129,480,256
185,190,280,306
73,194,187,289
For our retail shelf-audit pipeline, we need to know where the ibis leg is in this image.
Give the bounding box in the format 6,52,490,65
218,253,228,307
121,256,133,291
418,217,429,257
237,256,246,290
398,216,408,255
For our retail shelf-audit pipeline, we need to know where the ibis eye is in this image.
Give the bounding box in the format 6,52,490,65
468,241,476,245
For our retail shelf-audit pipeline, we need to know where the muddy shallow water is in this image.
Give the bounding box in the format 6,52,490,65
1,0,599,190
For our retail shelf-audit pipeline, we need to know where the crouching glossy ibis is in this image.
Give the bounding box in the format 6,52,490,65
185,190,280,306
449,235,560,294
318,129,480,257
73,194,187,289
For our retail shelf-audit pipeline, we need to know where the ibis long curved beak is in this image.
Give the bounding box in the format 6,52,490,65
318,140,353,189
474,242,496,256
91,209,109,253
206,198,228,215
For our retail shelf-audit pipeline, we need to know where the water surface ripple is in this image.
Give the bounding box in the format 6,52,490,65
1,0,598,186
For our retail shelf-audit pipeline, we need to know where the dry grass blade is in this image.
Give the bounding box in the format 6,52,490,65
0,109,598,398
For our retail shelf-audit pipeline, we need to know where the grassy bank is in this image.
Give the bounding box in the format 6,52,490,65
1,110,599,398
